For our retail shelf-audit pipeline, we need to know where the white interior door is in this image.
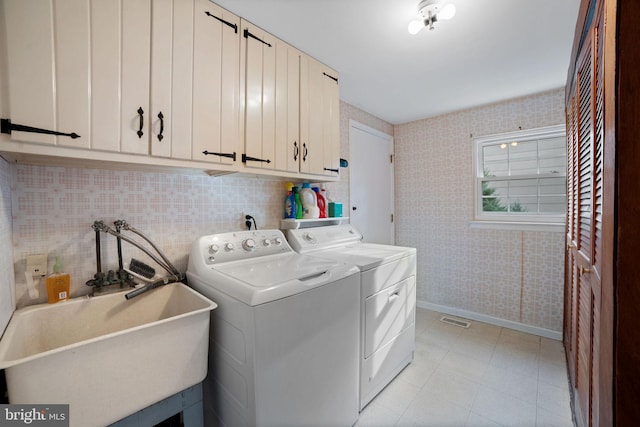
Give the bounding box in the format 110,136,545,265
349,120,394,244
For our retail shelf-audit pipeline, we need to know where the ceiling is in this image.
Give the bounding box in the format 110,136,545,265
213,0,581,125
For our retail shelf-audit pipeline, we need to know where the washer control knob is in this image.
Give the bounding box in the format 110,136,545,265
274,237,283,245
209,244,220,253
303,232,315,241
224,242,235,252
262,239,271,247
242,238,256,251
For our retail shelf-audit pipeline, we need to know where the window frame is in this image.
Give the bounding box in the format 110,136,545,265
472,124,567,231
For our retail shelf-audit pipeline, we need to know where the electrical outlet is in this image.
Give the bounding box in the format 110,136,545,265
26,253,48,277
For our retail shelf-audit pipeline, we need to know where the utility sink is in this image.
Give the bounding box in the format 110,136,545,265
0,282,217,427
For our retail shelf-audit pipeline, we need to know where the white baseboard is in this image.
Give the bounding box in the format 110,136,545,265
417,300,563,341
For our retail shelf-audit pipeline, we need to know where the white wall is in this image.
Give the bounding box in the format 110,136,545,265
394,89,566,334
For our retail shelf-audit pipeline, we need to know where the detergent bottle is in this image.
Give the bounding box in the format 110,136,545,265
313,187,327,218
293,186,303,219
299,183,319,219
284,182,296,219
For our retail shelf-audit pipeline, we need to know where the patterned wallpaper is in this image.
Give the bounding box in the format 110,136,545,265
0,101,389,313
394,88,566,333
0,92,564,335
0,158,14,333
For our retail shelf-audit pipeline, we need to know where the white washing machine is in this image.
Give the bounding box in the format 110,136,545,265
286,224,417,410
186,229,360,427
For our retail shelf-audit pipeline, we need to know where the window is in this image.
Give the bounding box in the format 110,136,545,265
473,125,566,229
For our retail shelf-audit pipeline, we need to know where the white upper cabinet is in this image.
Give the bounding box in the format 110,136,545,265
242,20,339,178
4,0,89,147
150,0,192,159
241,20,301,173
2,0,337,179
300,56,340,177
3,0,151,154
151,0,240,165
112,0,151,155
191,0,240,165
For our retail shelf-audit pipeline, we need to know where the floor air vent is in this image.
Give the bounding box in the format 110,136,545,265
439,316,471,328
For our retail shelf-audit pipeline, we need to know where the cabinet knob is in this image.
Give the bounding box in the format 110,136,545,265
579,266,592,275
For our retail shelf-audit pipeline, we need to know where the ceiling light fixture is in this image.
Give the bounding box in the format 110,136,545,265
408,0,456,34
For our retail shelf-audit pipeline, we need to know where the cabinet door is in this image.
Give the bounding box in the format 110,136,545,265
91,0,151,154
242,25,300,173
300,55,340,176
322,65,340,176
275,41,301,173
242,20,277,169
119,0,151,155
150,0,194,159
191,0,240,165
300,56,324,175
4,0,90,147
3,0,150,153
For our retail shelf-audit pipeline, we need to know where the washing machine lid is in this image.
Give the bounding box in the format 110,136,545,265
306,243,416,270
213,252,336,286
192,252,358,306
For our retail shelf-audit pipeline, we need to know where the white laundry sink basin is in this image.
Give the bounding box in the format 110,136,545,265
0,282,217,427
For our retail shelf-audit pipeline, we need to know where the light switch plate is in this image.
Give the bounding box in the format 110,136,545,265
26,253,48,277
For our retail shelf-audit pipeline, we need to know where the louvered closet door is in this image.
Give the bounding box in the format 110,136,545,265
567,22,605,427
565,91,578,383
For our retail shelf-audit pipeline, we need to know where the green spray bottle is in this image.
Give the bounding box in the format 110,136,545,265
293,186,303,219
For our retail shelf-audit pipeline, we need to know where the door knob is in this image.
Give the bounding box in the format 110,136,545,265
580,266,592,275
352,206,357,211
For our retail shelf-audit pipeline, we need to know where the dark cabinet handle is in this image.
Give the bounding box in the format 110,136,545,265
293,141,299,161
303,143,308,162
137,107,144,138
324,167,339,174
157,112,164,141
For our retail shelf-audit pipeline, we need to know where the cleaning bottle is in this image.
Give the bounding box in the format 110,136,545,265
284,182,296,219
313,187,327,218
46,257,70,304
300,183,319,219
293,186,303,219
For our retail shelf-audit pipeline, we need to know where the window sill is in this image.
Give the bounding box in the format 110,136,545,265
469,220,565,232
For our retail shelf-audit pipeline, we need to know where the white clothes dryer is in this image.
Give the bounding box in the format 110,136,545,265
187,229,360,427
286,224,417,410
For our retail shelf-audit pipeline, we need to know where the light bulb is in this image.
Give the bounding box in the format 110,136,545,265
438,3,456,20
408,19,425,35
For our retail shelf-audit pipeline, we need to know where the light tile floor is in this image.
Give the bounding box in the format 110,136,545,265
356,308,574,427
